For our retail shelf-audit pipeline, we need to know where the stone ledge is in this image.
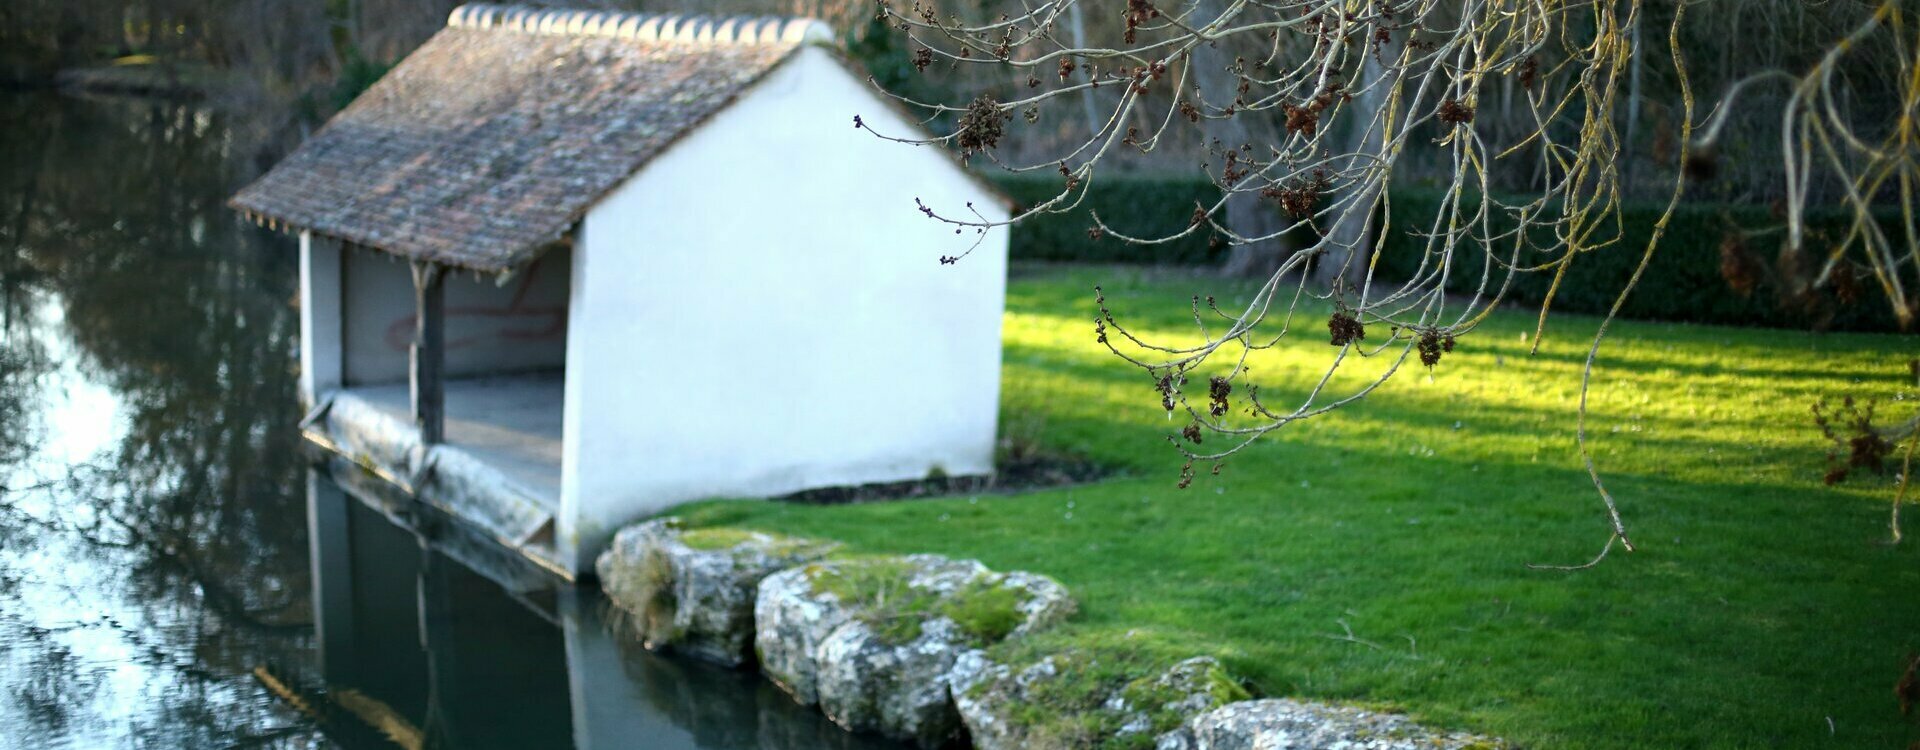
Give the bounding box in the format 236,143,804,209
1163,698,1506,750
596,518,838,666
949,650,1247,750
593,519,1502,750
756,554,1075,747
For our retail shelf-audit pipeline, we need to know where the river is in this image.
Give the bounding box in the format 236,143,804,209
0,91,896,749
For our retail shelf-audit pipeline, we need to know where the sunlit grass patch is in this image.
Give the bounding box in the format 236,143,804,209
680,264,1920,749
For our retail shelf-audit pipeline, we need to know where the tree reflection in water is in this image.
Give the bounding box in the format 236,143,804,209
0,92,908,750
0,90,319,746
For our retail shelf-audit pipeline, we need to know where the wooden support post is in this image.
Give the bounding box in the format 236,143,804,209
411,261,447,445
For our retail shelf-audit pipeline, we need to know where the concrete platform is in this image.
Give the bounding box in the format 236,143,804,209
347,374,564,504
305,372,567,578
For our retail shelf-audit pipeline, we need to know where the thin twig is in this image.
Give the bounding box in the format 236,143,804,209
1528,533,1619,571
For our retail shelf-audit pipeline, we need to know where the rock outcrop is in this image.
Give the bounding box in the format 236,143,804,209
598,520,1504,750
754,561,862,707
948,652,1246,750
1114,657,1250,746
1160,698,1504,750
596,518,837,666
755,554,1074,747
945,650,1050,750
815,616,972,747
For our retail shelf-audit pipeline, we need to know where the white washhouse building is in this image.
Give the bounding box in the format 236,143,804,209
232,4,1010,578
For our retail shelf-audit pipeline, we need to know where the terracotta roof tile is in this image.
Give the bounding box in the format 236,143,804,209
231,4,829,272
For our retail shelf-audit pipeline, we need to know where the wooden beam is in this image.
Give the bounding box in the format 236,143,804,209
410,261,447,445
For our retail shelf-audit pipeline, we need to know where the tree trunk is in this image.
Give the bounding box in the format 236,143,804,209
1066,2,1102,135
1194,1,1289,277
1218,190,1291,277
1313,41,1394,291
1623,2,1643,194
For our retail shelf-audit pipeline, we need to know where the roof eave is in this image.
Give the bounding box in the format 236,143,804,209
230,201,555,276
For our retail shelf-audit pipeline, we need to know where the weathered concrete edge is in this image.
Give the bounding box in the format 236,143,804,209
307,392,564,575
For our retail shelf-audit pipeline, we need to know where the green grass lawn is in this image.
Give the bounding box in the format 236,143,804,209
680,264,1920,749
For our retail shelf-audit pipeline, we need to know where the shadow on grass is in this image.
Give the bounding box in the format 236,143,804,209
684,266,1920,749
771,450,1119,506
699,399,1920,745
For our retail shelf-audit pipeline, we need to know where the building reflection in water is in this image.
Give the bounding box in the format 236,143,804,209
305,461,900,750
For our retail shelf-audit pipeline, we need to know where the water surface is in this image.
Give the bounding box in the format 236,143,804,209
0,91,892,749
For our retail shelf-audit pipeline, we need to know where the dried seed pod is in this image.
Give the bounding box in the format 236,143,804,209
1438,98,1476,125
955,95,1007,154
1418,330,1443,367
1328,312,1366,346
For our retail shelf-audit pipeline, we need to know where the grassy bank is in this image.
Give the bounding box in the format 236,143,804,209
680,264,1920,749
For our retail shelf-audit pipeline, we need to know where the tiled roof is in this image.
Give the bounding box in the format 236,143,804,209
231,4,832,273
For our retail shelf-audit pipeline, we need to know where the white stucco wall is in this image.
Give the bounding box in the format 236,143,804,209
560,45,1010,570
341,245,572,385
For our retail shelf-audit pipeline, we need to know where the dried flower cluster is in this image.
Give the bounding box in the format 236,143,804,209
954,95,1005,155
1718,233,1762,297
1123,0,1159,44
1327,311,1366,347
1265,169,1331,221
1208,376,1231,417
1283,84,1343,138
1814,396,1896,485
1416,329,1456,368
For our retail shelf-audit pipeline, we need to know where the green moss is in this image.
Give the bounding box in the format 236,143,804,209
620,547,681,648
806,557,940,644
998,649,1132,737
1115,659,1249,738
676,525,838,563
678,527,760,551
955,635,1250,750
803,558,1042,647
804,557,916,599
937,577,1031,645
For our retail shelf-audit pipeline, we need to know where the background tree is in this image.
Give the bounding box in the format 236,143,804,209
4,0,1912,552
863,0,1918,555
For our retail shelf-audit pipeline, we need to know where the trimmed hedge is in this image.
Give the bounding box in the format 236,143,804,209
1371,190,1913,333
988,173,1909,331
992,173,1227,265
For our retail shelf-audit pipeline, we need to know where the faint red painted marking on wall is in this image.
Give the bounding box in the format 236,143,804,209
383,255,567,352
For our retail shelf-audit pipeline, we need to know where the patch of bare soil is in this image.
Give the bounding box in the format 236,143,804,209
772,453,1115,505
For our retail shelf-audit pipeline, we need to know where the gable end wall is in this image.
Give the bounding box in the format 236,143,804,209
559,45,1010,570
